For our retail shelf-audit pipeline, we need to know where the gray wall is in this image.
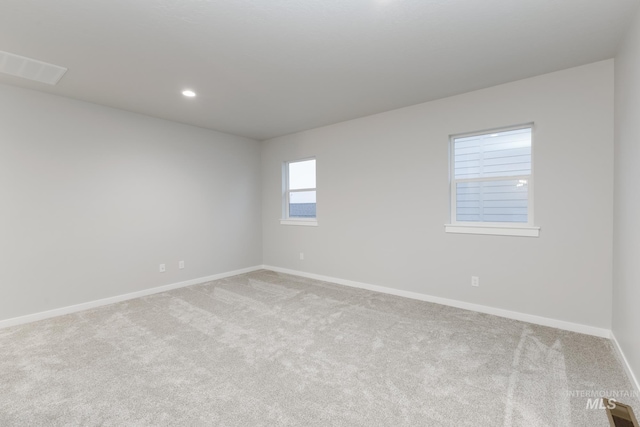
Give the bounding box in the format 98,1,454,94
262,60,614,329
0,84,262,322
614,8,640,386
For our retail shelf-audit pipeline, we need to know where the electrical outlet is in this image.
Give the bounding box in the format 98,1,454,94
159,264,166,273
300,252,304,260
179,260,185,269
471,276,479,287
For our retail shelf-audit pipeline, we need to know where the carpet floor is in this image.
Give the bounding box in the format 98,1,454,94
0,269,637,426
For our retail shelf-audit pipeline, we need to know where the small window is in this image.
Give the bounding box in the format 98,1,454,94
281,158,317,225
446,124,539,237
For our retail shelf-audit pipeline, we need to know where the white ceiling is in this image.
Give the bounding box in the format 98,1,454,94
1,0,638,140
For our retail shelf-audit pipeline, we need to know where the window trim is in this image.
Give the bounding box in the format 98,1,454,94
280,157,317,226
446,123,539,237
444,223,540,237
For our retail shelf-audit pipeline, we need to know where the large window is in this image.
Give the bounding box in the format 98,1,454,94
446,124,539,237
282,158,317,225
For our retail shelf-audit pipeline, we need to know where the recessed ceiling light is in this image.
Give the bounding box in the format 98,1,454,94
182,90,196,98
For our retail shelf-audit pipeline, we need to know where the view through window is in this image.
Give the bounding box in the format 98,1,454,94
286,158,316,219
451,126,532,224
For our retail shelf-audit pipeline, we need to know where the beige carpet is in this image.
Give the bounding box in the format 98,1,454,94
0,270,637,426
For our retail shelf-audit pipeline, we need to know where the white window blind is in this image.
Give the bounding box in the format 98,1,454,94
451,126,533,224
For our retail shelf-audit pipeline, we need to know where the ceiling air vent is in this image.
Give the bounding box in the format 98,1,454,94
0,51,67,85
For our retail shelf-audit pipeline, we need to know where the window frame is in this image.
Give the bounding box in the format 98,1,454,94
280,157,318,226
445,123,540,237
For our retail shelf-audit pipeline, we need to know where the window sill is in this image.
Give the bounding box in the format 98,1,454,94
444,224,540,237
280,219,318,227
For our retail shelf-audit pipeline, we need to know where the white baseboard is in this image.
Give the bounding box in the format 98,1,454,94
262,265,612,339
0,265,263,330
611,332,640,394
